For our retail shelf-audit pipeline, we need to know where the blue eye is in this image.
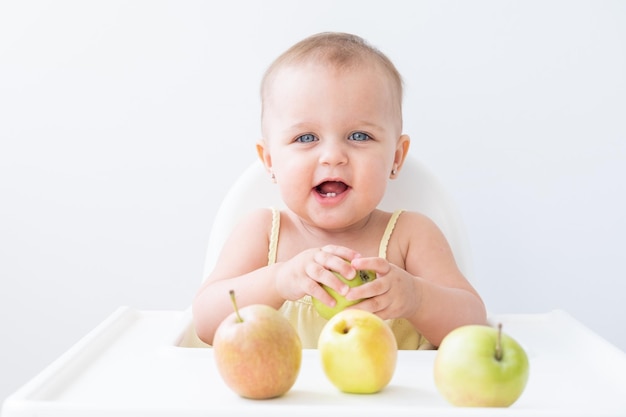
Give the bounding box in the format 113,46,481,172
349,132,371,141
296,133,317,143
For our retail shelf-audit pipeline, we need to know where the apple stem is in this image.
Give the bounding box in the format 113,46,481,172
495,322,503,361
229,289,243,323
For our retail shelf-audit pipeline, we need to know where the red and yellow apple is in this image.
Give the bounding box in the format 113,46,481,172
213,290,302,399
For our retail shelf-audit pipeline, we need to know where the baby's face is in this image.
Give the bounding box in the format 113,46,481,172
259,62,407,232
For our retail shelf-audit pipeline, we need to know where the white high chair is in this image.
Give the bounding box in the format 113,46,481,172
202,155,473,282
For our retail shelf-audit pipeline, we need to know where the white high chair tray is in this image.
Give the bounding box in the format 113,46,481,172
3,309,626,417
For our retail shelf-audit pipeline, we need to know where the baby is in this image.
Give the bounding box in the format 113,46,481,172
193,32,486,349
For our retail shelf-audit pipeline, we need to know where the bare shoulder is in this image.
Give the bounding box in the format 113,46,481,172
389,210,458,274
395,210,444,237
234,207,276,229
222,207,276,249
206,208,275,282
386,210,449,254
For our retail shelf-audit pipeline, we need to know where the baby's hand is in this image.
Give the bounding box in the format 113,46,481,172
345,257,420,320
275,245,361,306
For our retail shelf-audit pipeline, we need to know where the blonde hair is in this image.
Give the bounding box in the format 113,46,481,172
261,32,403,118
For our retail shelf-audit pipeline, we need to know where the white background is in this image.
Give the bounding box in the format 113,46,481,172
1,0,625,404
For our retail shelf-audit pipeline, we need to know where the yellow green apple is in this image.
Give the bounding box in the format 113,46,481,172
434,323,529,407
213,290,302,399
312,269,376,320
318,309,397,394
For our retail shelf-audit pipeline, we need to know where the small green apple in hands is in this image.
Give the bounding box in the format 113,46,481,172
311,268,376,320
434,323,529,407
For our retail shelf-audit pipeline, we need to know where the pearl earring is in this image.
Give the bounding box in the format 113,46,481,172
391,168,398,175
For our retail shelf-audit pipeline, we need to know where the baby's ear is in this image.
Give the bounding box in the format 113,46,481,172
392,134,410,176
256,140,272,173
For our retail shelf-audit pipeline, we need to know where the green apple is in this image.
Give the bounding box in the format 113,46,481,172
434,323,529,407
318,309,397,394
312,269,376,320
213,290,302,399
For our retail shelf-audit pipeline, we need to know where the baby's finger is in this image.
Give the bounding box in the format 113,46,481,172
345,276,387,301
315,248,357,281
347,297,392,319
321,245,361,262
350,256,390,275
305,281,337,307
305,262,349,296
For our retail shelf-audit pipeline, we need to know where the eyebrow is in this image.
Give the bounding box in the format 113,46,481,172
353,120,388,132
285,120,388,133
286,122,317,131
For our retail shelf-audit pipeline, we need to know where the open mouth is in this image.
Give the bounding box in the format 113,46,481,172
315,181,349,198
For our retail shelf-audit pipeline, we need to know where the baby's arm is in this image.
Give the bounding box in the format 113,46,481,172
192,209,281,344
347,211,486,347
192,209,358,345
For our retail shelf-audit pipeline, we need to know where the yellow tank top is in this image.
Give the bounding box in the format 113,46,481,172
268,208,434,350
